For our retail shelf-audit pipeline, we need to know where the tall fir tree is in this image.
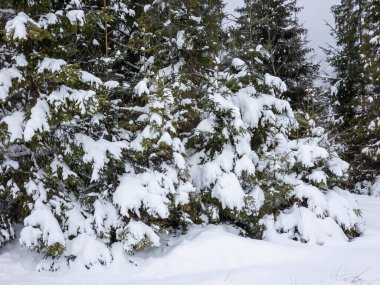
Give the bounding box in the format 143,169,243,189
231,0,318,108
359,0,380,193
328,0,379,190
328,0,366,118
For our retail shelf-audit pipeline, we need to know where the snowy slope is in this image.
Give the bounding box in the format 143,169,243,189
0,195,379,285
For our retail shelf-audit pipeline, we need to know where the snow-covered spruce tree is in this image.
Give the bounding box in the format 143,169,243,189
328,0,366,119
0,0,140,269
126,0,275,236
227,2,268,93
327,0,379,191
119,0,229,236
356,0,380,195
231,0,318,108
220,3,364,241
202,59,364,243
111,0,195,248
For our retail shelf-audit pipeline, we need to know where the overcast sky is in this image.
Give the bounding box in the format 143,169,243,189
224,0,341,71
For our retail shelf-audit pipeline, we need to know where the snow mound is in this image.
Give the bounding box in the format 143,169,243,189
119,220,160,252
264,73,287,93
75,134,127,181
37,58,67,74
104,80,120,89
5,12,39,40
212,173,245,210
80,71,103,87
66,10,85,26
370,176,380,197
24,99,50,141
0,67,24,100
19,202,65,249
1,111,24,142
232,58,247,71
134,79,150,96
67,234,112,269
113,173,172,219
47,85,97,114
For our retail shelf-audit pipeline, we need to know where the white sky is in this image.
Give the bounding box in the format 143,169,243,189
298,0,340,72
224,0,341,72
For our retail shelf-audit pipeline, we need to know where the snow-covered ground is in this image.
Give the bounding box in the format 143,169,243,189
1,195,379,285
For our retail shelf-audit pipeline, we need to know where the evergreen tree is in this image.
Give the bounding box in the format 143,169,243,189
0,0,135,269
121,0,228,232
231,0,318,107
327,0,379,189
227,0,363,241
358,0,380,193
328,0,366,118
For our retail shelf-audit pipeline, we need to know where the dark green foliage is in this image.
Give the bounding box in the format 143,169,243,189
327,0,380,187
231,0,318,107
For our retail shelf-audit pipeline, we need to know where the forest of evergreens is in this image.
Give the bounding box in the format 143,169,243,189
0,0,378,270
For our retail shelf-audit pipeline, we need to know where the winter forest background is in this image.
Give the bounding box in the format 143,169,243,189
0,0,379,284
